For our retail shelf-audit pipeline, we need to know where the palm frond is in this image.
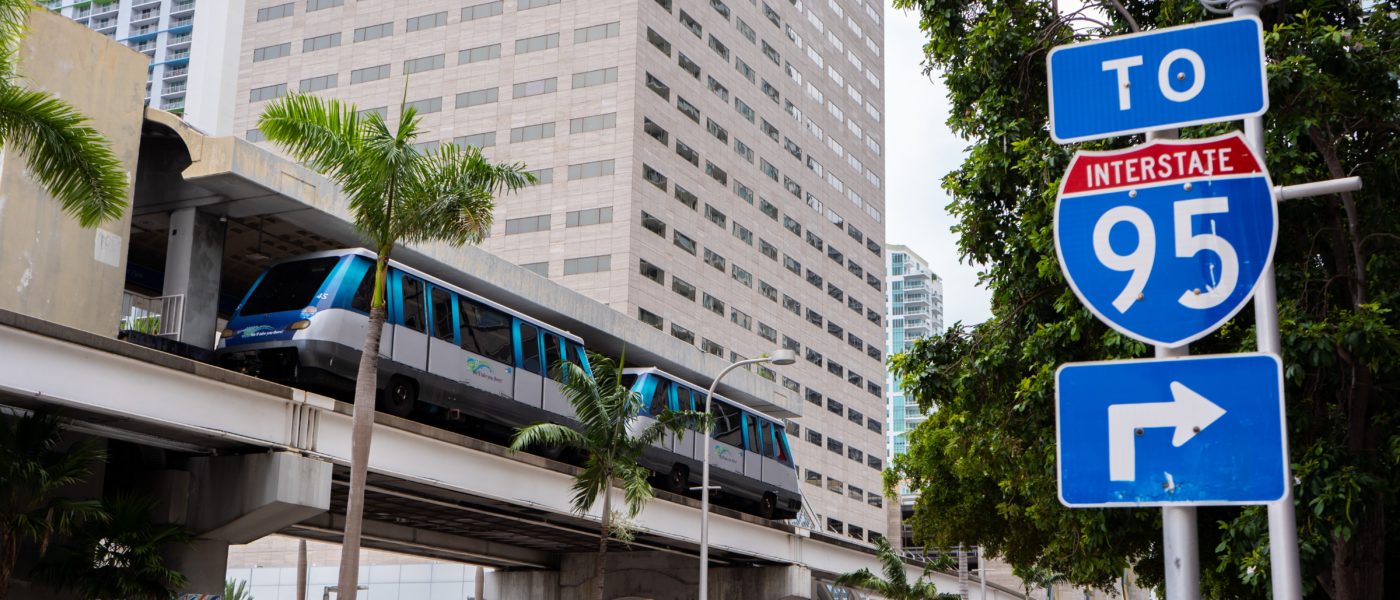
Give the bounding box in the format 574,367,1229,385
0,84,128,226
509,422,587,453
617,461,654,517
0,0,30,80
255,92,362,180
395,143,500,246
568,455,611,516
876,536,910,587
833,569,888,593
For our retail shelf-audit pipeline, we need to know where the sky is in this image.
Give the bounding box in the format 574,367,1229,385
881,2,995,327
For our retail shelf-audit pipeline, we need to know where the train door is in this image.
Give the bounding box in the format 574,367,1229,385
426,285,460,384
742,413,764,481
671,385,695,458
389,272,428,371
512,320,545,409
540,331,574,420
759,421,790,488
708,402,746,477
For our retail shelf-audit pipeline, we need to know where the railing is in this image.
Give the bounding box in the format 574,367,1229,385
119,292,183,338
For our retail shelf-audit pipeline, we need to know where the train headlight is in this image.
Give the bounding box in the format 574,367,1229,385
221,328,235,338
288,319,312,331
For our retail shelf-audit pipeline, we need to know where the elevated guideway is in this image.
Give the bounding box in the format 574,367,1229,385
0,310,1023,599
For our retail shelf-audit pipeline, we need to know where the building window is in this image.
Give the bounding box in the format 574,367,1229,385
805,347,822,366
672,231,696,255
783,295,802,316
525,168,553,184
647,28,672,56
700,338,724,357
403,54,445,74
520,262,548,276
405,11,448,32
519,0,561,9
456,88,499,108
571,68,616,89
679,10,702,37
806,430,822,445
735,97,755,122
675,185,698,210
353,22,393,43
509,122,551,143
708,34,729,60
504,214,551,235
638,307,663,330
257,3,294,21
643,118,668,144
735,58,756,84
705,161,727,186
516,33,560,54
350,64,391,84
734,140,754,164
805,469,822,485
805,388,822,405
454,132,496,148
730,308,751,330
249,83,287,103
703,248,726,272
868,455,883,470
576,21,620,43
564,255,611,275
672,276,696,301
827,398,843,415
702,293,725,317
678,53,701,79
306,0,342,11
760,240,778,261
642,164,668,191
867,417,882,434
670,323,695,344
759,280,777,301
675,140,699,166
640,259,665,284
646,73,670,100
405,97,442,114
463,1,504,21
570,113,616,134
677,96,700,122
732,222,752,246
758,322,777,342
567,159,615,180
640,211,666,237
783,256,801,276
706,119,728,143
246,129,264,142
460,43,502,64
303,32,341,53
566,206,613,226
826,478,843,495
848,446,864,463
707,75,729,102
298,73,338,92
704,204,726,229
513,77,558,98
868,492,883,508
252,42,291,62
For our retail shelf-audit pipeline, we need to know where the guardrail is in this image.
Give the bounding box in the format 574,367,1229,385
119,292,183,338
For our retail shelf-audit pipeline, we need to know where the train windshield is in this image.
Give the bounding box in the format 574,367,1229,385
240,257,340,315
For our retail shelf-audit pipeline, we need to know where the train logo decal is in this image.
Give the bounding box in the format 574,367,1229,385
465,357,506,384
236,325,279,338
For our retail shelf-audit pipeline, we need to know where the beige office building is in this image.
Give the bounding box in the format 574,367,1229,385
234,0,889,540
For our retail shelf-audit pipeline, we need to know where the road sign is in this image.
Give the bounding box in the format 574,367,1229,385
1047,16,1267,143
1056,353,1286,507
1054,132,1276,347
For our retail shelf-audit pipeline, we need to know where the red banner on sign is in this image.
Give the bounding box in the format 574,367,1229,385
1061,133,1262,195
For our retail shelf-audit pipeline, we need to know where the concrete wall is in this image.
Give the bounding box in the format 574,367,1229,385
0,10,146,336
487,552,809,600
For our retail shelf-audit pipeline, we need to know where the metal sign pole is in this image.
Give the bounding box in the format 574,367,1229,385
1225,1,1305,598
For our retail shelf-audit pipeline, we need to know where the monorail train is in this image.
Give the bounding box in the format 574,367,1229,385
216,249,801,518
623,368,802,519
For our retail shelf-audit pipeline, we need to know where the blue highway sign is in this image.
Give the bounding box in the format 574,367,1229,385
1054,132,1277,347
1056,353,1287,507
1047,16,1267,143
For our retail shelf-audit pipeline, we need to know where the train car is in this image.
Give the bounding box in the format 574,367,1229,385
216,249,590,431
621,367,802,519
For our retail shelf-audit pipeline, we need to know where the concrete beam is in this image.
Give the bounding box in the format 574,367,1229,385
487,552,812,600
187,452,332,544
290,513,555,569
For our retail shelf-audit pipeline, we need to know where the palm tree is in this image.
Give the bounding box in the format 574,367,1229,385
32,493,191,600
510,353,704,600
0,0,128,227
257,92,532,600
0,411,106,599
224,578,252,600
835,536,959,600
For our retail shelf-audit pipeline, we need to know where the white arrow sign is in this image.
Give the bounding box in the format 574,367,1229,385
1107,381,1227,481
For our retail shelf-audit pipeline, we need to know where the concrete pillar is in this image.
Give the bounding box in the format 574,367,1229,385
170,538,231,597
162,207,225,348
485,552,811,600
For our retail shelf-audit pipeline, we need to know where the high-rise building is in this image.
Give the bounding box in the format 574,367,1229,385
232,0,889,540
42,0,248,135
884,244,940,461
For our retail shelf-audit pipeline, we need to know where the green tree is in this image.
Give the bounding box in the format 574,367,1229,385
834,536,958,600
224,578,252,600
257,93,533,600
0,411,106,599
33,493,191,600
886,1,1399,598
510,353,704,600
0,0,127,226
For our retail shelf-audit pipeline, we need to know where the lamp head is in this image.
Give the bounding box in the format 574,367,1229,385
769,348,797,366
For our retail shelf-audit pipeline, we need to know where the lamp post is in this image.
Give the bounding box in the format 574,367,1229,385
698,348,796,600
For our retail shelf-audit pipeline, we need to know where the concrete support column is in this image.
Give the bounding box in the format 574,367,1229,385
162,207,225,348
169,538,231,597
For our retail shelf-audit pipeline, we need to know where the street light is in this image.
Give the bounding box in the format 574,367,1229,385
698,348,796,600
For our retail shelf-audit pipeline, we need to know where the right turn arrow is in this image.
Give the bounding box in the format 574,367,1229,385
1107,381,1227,482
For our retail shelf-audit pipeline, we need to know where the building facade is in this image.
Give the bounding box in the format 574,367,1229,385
231,0,889,541
884,244,940,461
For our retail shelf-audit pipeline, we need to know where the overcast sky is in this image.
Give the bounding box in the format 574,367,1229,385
882,2,995,327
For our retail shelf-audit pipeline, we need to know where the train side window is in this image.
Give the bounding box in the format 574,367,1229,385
350,266,376,314
773,428,793,466
747,416,765,455
647,379,669,416
566,340,586,372
518,322,543,374
400,276,426,332
543,332,566,381
712,402,744,448
621,374,639,395
458,298,512,363
430,287,454,342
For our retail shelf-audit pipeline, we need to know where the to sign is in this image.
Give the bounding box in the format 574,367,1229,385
1056,353,1287,507
1054,132,1276,347
1047,16,1267,143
